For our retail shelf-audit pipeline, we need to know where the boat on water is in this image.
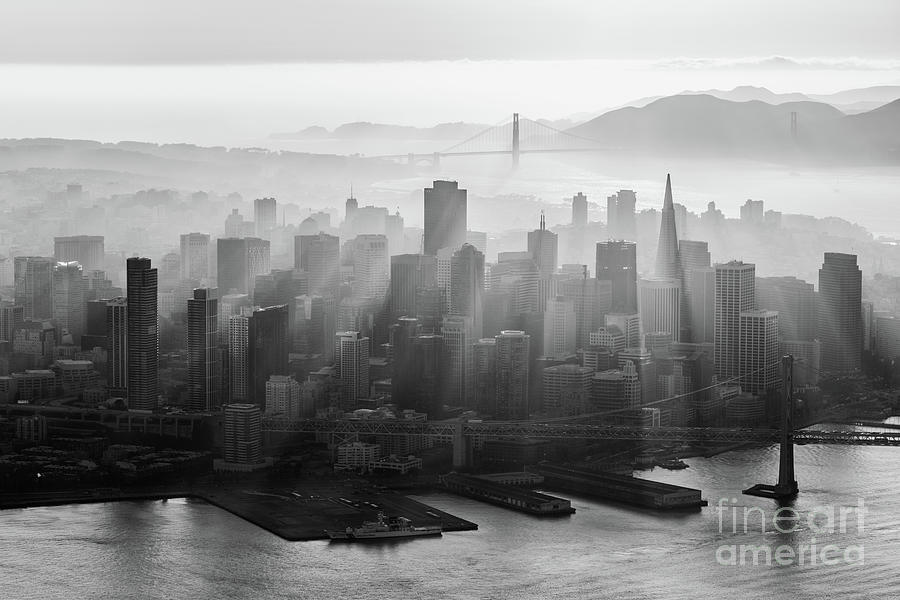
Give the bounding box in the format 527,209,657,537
326,512,442,541
657,459,689,470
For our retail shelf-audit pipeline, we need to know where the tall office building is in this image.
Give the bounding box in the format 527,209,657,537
818,252,862,373
739,309,780,395
543,296,577,359
335,331,370,408
450,244,485,338
527,215,558,279
441,315,475,407
689,268,716,344
638,278,681,342
14,257,55,320
596,241,637,313
248,305,289,405
52,261,85,342
572,192,588,227
265,375,302,418
106,297,128,397
605,312,641,350
217,237,270,296
756,276,817,342
187,288,220,412
655,174,680,280
254,197,277,238
180,233,210,282
351,234,389,300
0,303,24,343
294,232,341,296
246,237,271,297
423,180,467,255
222,403,262,465
473,338,498,412
490,254,539,317
606,189,636,240
556,276,612,350
495,330,530,420
543,363,593,416
714,261,756,380
678,240,711,341
217,238,247,295
54,236,105,272
390,254,436,319
126,257,159,411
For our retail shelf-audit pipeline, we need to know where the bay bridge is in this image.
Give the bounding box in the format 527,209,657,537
263,357,900,500
376,113,612,169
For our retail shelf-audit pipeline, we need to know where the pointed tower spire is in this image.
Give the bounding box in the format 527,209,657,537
654,173,680,280
663,173,673,209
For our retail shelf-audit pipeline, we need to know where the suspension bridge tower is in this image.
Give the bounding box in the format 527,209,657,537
512,112,520,169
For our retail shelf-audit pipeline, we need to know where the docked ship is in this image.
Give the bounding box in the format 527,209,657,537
325,512,442,541
657,459,689,470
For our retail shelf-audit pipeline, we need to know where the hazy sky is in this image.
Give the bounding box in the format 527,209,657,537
2,0,899,63
1,2,898,145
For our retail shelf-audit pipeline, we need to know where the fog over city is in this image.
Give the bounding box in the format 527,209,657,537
2,2,900,599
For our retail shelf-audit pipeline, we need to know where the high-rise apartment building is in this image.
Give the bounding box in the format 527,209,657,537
187,288,220,412
106,297,128,397
222,403,262,465
264,375,302,418
126,258,158,410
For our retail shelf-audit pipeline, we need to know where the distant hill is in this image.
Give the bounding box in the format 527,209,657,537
271,121,489,140
568,94,899,164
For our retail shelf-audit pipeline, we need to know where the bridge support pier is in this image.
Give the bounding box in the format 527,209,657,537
452,422,470,468
743,355,799,500
432,152,441,170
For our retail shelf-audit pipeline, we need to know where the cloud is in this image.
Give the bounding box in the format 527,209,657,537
652,56,900,71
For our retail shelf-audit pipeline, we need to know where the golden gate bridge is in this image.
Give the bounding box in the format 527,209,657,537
376,113,613,168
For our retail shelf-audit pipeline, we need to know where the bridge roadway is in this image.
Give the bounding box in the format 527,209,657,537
261,418,900,447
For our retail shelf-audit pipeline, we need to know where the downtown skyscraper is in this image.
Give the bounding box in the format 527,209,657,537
818,252,862,373
714,261,756,381
596,241,637,313
294,232,341,297
187,287,220,412
126,257,158,410
655,174,681,281
423,180,466,255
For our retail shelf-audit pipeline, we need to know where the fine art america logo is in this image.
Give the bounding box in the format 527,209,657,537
715,498,866,567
